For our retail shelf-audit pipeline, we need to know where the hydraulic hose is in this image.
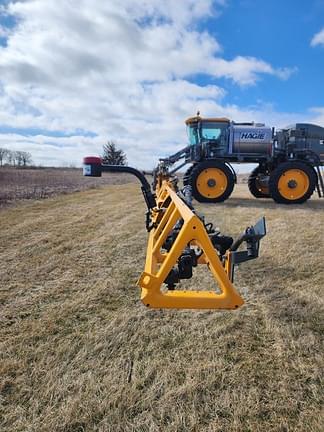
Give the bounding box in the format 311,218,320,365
101,164,156,210
83,157,156,210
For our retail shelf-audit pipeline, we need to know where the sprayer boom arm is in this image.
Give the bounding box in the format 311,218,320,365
83,157,266,309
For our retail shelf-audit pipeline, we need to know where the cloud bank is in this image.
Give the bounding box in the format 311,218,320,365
0,0,309,168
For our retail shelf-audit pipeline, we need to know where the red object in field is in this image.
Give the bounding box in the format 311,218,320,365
83,156,102,164
83,156,102,177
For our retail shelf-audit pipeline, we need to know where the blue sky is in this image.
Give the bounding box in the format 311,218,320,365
208,0,324,112
0,0,323,168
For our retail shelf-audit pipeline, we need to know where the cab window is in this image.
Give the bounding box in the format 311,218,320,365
200,123,222,140
187,125,199,145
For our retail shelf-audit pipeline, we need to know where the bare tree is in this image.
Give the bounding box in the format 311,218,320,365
21,151,33,167
15,151,24,167
0,148,9,166
6,150,16,166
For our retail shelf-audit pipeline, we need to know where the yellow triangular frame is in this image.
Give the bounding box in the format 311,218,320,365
137,185,244,309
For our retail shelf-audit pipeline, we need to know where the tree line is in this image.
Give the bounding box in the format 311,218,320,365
0,148,33,167
0,141,126,168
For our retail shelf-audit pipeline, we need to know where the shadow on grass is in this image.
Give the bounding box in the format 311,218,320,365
201,196,324,210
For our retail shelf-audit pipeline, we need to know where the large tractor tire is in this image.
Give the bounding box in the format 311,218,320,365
248,166,270,198
189,161,235,203
269,161,317,204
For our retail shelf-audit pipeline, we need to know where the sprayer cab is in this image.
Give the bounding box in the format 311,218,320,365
186,117,230,146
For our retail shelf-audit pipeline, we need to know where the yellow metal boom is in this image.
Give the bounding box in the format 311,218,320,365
83,157,266,310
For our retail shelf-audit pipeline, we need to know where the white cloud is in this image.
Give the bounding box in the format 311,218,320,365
311,28,324,47
0,0,298,167
0,133,101,167
309,107,324,125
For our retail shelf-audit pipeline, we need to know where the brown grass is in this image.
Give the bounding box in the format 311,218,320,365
0,183,323,431
0,167,134,208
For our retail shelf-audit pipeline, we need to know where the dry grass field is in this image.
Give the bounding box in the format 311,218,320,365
0,181,323,432
0,168,133,207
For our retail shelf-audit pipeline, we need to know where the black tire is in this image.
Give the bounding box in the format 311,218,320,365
189,161,235,203
248,166,270,198
269,161,317,204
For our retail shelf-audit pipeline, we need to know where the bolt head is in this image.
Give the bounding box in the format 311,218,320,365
207,179,216,187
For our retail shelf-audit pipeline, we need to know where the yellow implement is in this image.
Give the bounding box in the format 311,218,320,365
138,183,243,309
83,157,266,310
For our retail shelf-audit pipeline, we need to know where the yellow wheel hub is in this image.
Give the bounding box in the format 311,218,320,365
196,168,228,199
278,169,309,200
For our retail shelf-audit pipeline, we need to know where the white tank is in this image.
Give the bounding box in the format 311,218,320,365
230,124,273,154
